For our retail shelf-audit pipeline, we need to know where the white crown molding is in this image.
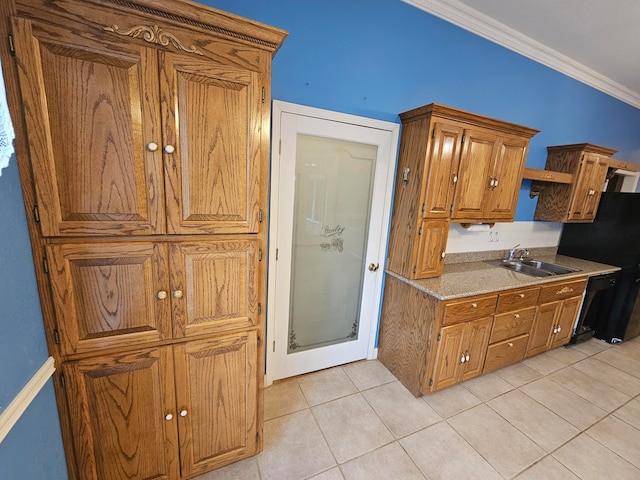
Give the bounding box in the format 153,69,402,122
403,0,640,109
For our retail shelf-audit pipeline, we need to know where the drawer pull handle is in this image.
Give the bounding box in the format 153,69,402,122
165,413,173,421
157,290,168,300
556,286,574,295
147,142,159,152
173,289,184,299
466,353,470,362
180,410,188,417
460,354,466,364
514,314,520,319
518,293,525,298
471,303,477,308
508,342,513,347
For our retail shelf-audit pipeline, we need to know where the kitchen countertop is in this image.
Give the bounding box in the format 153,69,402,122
386,254,620,300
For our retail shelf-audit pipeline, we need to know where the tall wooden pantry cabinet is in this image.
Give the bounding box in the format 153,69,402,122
0,0,286,478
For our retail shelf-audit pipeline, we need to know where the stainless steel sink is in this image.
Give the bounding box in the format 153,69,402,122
486,258,580,277
519,259,579,275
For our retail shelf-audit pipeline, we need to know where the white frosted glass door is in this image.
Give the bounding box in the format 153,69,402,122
288,135,376,352
268,103,399,382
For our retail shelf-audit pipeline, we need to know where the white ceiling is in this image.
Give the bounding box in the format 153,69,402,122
404,0,640,109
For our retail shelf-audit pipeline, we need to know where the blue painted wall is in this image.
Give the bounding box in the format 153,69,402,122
205,0,640,220
0,158,67,478
1,0,640,476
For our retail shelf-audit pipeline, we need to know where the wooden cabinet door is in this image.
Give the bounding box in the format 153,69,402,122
568,153,603,221
550,296,582,349
12,18,165,237
169,239,259,338
484,135,528,221
63,348,179,480
47,242,171,356
582,158,609,221
451,129,498,221
460,316,492,382
174,331,259,477
527,301,560,357
160,53,263,234
431,323,466,391
413,219,449,278
422,123,463,218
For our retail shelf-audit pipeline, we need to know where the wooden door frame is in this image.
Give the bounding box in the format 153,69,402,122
265,100,399,386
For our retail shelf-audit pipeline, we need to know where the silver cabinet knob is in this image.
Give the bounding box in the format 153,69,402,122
164,144,175,154
173,290,183,299
180,410,188,417
165,413,173,421
157,290,168,300
518,293,525,298
147,142,159,152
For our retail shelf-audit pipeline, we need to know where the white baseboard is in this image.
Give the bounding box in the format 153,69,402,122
0,356,55,443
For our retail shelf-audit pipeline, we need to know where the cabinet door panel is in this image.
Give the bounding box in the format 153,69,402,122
582,158,608,221
423,123,463,218
47,242,171,355
527,301,560,357
63,348,178,480
568,154,601,221
485,135,528,220
170,239,259,338
460,316,492,382
413,219,449,278
174,332,258,477
451,129,498,221
550,296,582,349
12,18,165,236
161,53,262,234
431,323,466,391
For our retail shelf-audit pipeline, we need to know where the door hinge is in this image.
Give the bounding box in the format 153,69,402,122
431,128,435,139
461,135,465,144
258,249,263,261
421,203,425,213
53,328,60,345
259,208,263,223
429,378,433,387
418,226,422,235
450,204,454,214
261,87,266,103
257,335,261,348
279,139,282,155
256,432,260,443
437,332,441,341
33,205,40,223
42,255,49,274
413,266,417,274
276,248,279,261
60,372,66,389
258,303,262,315
8,34,15,56
273,340,276,352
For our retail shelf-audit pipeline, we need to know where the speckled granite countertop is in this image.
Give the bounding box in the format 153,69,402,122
386,254,620,300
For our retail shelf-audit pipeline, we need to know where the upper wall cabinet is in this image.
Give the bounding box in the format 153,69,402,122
13,12,267,237
387,103,538,279
533,144,617,223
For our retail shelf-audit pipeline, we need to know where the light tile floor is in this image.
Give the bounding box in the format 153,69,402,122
196,336,640,480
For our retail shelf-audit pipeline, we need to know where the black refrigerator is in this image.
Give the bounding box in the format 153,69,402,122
557,192,640,343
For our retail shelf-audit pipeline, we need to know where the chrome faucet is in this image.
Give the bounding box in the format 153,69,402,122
508,244,530,260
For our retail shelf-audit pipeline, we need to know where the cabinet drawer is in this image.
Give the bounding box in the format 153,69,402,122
484,334,529,373
496,287,540,313
490,306,536,344
538,278,587,304
443,295,497,325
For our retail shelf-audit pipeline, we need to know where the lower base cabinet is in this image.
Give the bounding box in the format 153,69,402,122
431,316,492,391
378,274,588,397
526,278,587,357
63,331,258,480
